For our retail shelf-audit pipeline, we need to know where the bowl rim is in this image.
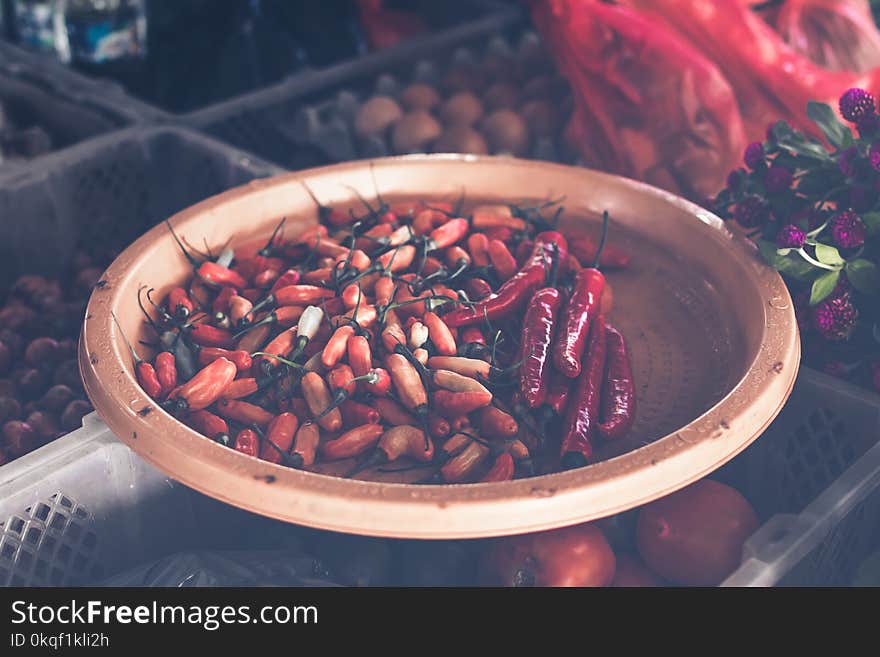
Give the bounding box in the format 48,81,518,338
80,154,799,539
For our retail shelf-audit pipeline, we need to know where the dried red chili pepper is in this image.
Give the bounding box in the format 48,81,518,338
442,231,568,327
553,213,610,378
519,287,562,408
560,317,607,470
597,324,636,441
545,370,571,416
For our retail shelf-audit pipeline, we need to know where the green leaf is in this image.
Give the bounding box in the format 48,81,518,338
810,269,841,305
756,239,816,281
846,259,880,296
863,212,880,237
814,243,845,266
807,101,853,149
776,248,792,256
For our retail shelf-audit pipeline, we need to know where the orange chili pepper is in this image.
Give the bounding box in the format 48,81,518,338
386,353,427,416
426,356,491,379
327,364,356,396
488,239,518,281
289,422,320,467
427,218,468,250
320,424,384,461
477,405,519,440
198,347,253,372
433,390,493,418
154,351,177,398
423,311,457,356
340,399,381,427
441,440,490,482
174,357,237,411
189,324,235,349
346,425,434,477
373,396,418,426
221,377,259,400
188,410,229,444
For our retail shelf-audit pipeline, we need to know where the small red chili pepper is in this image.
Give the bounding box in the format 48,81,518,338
220,377,259,400
364,367,391,396
327,364,356,396
420,257,445,276
137,362,162,400
472,208,527,231
519,287,563,408
320,423,384,461
215,399,275,429
427,356,491,379
377,245,416,272
433,389,493,418
212,286,238,313
270,269,301,294
373,397,418,426
438,431,471,461
189,323,235,349
553,213,610,378
427,412,451,439
597,324,636,441
188,410,230,444
560,317,607,470
301,372,343,432
346,425,434,477
467,233,491,268
168,287,194,319
432,369,490,394
198,347,253,372
273,285,336,307
423,311,457,356
155,351,178,398
347,335,372,378
441,439,490,482
228,295,253,325
386,354,428,417
322,325,355,368
173,357,237,412
477,405,519,440
445,246,471,268
254,268,280,289
260,412,299,464
234,428,260,457
288,422,320,468
442,231,568,327
483,226,513,243
374,277,397,307
427,218,469,250
198,261,248,290
481,452,515,482
340,399,381,426
515,239,534,267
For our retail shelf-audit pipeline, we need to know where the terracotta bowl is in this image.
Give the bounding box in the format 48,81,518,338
80,155,799,539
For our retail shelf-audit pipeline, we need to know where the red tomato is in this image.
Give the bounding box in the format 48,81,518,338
481,523,616,587
636,479,759,586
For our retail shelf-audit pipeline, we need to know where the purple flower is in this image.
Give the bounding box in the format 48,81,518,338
776,224,806,248
812,292,858,342
743,142,764,169
839,88,876,123
870,143,880,172
733,196,769,228
830,210,867,249
765,165,793,193
839,146,859,177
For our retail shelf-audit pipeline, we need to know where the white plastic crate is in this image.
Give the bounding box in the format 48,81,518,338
2,368,879,586
722,370,880,586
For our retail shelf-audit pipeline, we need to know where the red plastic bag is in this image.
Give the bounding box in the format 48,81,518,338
623,0,866,140
530,0,746,201
772,0,880,73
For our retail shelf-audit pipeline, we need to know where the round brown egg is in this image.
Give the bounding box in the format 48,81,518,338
433,125,489,155
398,83,441,112
483,83,520,111
520,100,561,138
354,96,404,138
438,92,484,127
481,109,530,156
391,111,443,154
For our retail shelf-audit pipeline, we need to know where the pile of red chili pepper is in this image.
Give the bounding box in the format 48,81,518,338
123,185,636,483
